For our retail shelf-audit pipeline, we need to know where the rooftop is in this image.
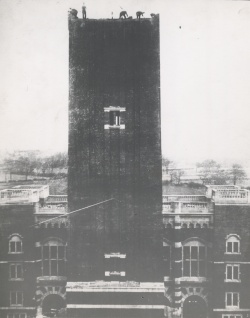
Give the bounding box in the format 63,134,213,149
206,185,250,204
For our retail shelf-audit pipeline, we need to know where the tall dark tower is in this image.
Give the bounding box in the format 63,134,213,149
68,14,162,286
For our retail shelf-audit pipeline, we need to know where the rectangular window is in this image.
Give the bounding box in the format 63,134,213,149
226,265,240,281
51,260,57,276
58,260,65,276
10,264,23,280
104,107,126,130
109,111,120,126
7,314,27,318
10,291,23,306
226,292,239,308
104,253,126,276
226,240,240,254
163,246,171,276
58,246,64,259
183,245,206,277
16,242,22,253
43,246,49,259
233,242,239,253
227,242,233,253
10,242,16,253
42,245,65,276
43,260,49,276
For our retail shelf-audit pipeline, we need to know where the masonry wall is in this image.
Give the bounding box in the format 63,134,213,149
0,204,37,318
213,205,250,317
68,17,162,282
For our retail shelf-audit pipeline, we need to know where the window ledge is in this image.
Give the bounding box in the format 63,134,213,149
176,277,207,282
226,306,240,310
104,124,125,130
105,271,126,277
37,276,66,282
9,278,24,281
225,279,241,283
225,252,241,255
164,276,173,282
8,252,23,255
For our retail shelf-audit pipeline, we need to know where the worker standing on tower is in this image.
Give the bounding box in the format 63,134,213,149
82,3,86,19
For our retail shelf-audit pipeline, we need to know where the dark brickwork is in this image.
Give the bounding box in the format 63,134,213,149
68,17,162,282
213,205,250,317
0,204,37,318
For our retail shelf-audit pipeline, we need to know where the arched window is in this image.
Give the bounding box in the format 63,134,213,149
9,235,23,254
183,240,207,277
41,239,66,276
226,235,240,254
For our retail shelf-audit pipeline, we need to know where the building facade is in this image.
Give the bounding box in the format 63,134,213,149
0,185,68,318
1,184,250,318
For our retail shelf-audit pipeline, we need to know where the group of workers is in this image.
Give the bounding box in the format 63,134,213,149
69,4,156,21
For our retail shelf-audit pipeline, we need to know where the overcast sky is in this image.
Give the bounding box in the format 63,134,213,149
1,0,250,163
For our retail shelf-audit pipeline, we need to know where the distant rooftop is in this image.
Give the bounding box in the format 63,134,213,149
0,185,67,207
206,185,250,204
0,188,40,204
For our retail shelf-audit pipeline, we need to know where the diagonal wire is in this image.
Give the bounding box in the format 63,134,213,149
31,198,114,228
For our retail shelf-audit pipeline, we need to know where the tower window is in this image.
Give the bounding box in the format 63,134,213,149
110,111,120,126
104,253,126,276
104,106,126,129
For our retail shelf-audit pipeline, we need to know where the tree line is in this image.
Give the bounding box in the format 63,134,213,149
163,158,247,185
2,150,68,179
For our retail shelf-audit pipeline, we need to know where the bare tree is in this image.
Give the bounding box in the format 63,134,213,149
197,160,228,185
230,164,246,185
162,157,171,174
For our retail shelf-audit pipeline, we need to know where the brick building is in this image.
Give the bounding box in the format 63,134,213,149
162,186,250,318
0,185,68,318
1,183,250,318
210,186,250,318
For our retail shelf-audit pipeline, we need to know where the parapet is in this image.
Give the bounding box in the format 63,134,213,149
68,14,159,33
206,185,250,204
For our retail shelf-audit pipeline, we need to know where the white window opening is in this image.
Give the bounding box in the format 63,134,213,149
104,106,126,129
10,291,23,306
105,253,126,276
10,264,23,280
7,314,27,318
226,235,240,254
226,264,240,282
9,235,23,254
183,241,207,277
41,239,66,276
226,292,239,308
110,111,120,126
